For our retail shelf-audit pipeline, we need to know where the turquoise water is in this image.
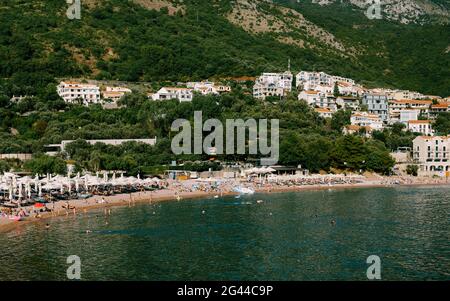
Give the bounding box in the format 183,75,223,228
0,186,449,280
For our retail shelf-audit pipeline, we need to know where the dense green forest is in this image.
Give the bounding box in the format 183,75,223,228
0,0,448,97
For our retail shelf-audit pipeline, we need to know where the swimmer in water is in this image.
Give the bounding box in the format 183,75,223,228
330,219,336,226
45,223,50,230
86,230,92,234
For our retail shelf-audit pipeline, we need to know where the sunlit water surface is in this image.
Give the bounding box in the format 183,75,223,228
0,186,449,280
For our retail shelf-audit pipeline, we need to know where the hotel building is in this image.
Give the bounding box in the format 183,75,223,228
413,136,450,176
57,81,101,105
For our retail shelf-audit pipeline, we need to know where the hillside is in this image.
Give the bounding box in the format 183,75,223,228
0,0,448,97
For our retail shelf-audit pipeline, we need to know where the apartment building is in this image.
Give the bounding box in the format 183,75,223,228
253,72,293,99
343,125,374,137
186,81,231,95
388,99,432,123
389,90,424,100
102,86,132,102
361,93,389,122
413,136,450,176
407,120,434,136
298,91,337,111
350,112,383,130
315,108,333,118
336,96,359,110
428,103,449,119
398,109,420,124
296,71,355,90
57,81,101,104
151,87,194,102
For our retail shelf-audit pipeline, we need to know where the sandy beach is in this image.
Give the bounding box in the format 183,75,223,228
1,176,449,234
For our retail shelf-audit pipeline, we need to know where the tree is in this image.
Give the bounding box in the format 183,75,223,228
364,140,395,174
0,160,10,173
406,165,418,176
330,135,367,171
24,155,67,175
333,82,340,97
433,112,450,135
330,109,351,132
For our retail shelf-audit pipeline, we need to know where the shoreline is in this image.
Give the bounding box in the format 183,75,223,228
1,180,449,234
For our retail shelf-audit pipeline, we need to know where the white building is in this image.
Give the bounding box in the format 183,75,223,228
151,87,194,102
343,125,374,137
399,109,420,124
413,136,450,176
336,81,363,97
102,86,132,102
389,90,425,100
315,108,333,118
428,103,449,119
298,91,337,111
407,120,434,136
57,81,101,105
350,112,383,130
296,71,355,90
253,72,293,99
186,81,231,95
336,96,359,110
388,99,432,123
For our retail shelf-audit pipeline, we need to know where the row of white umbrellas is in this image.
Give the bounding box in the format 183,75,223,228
0,172,161,201
244,167,276,175
267,173,364,181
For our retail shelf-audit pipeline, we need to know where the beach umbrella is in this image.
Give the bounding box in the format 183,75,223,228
27,183,31,199
8,185,13,201
38,182,42,197
34,203,44,208
18,184,23,201
266,167,276,173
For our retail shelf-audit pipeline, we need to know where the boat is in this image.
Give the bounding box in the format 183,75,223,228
232,186,255,195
